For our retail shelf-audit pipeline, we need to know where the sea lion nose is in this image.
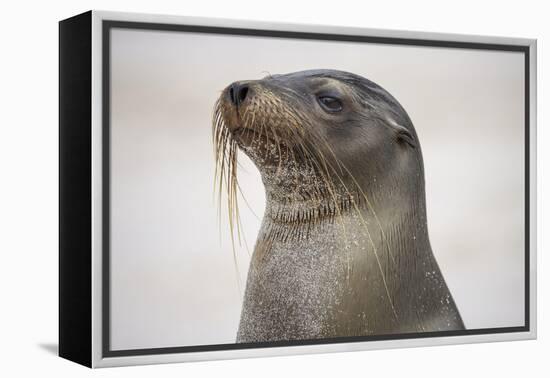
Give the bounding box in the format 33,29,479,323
229,82,249,106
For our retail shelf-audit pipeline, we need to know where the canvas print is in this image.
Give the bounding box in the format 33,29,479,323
107,26,526,351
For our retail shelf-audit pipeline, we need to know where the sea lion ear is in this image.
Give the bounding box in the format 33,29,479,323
386,117,416,149
395,126,416,148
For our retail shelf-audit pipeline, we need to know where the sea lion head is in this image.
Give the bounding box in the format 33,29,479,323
213,69,425,224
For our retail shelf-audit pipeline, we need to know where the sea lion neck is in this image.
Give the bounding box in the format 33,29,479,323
258,159,430,245
255,154,364,232
264,190,358,227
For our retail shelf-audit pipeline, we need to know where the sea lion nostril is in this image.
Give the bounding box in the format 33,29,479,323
238,86,249,104
229,83,249,106
229,86,236,104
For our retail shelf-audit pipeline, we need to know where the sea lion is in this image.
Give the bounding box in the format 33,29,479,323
212,69,465,343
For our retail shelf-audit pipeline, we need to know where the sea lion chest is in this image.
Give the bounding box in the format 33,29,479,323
237,215,400,342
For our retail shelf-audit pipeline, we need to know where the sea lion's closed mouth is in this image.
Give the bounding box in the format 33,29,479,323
232,127,282,146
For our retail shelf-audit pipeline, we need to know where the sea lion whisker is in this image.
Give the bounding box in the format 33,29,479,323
317,132,396,265
289,139,350,241
307,132,399,318
213,104,245,292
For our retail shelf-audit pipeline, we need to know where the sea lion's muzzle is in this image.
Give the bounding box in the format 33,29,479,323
217,78,310,151
220,80,257,132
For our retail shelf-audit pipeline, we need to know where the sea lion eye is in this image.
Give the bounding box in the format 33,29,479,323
317,96,343,112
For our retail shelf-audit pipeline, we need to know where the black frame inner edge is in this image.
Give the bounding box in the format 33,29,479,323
101,20,531,358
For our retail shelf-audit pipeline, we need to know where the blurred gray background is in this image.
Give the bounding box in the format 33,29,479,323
109,28,525,350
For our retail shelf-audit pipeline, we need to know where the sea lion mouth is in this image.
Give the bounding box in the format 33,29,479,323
232,127,281,146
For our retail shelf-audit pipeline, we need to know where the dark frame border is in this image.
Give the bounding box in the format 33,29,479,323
102,20,531,358
59,11,93,367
